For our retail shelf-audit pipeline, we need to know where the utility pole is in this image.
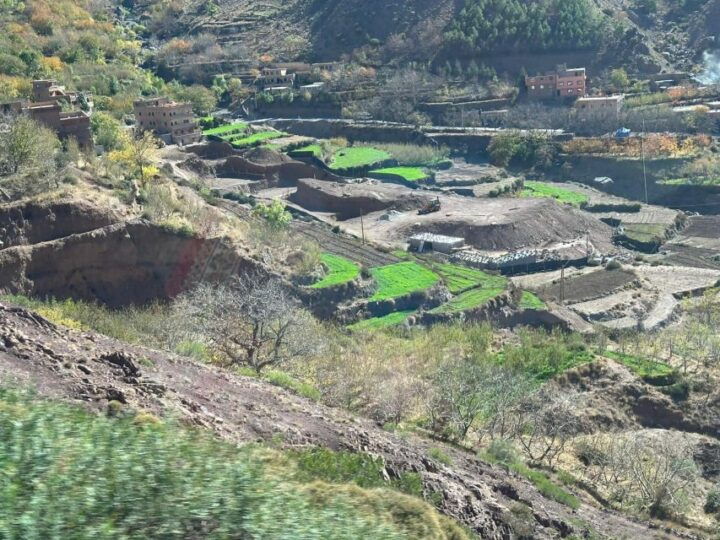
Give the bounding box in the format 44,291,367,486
360,210,366,245
641,117,649,204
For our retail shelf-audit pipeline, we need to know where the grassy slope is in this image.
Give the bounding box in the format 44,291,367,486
369,262,440,301
312,253,360,289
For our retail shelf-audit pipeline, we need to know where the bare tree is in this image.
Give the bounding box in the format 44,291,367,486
172,274,323,373
513,388,581,468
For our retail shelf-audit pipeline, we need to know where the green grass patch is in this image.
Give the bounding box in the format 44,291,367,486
603,351,677,386
202,122,248,137
520,181,588,207
518,291,546,310
369,262,440,302
288,144,323,158
230,131,285,148
430,288,505,314
263,370,321,401
660,177,720,186
348,310,415,332
311,253,360,289
329,146,391,171
620,223,667,244
369,167,429,182
432,263,507,294
289,447,424,498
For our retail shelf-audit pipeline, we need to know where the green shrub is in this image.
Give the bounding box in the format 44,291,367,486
428,447,453,466
264,370,321,401
705,489,720,514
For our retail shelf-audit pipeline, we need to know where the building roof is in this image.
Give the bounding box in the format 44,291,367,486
409,233,465,245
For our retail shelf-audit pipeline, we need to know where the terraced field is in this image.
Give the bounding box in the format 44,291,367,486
430,288,505,314
369,262,440,302
348,310,415,332
431,263,507,294
292,221,399,268
329,147,391,171
311,254,360,289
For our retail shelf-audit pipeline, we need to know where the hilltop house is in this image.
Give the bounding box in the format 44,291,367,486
525,66,587,100
0,79,93,147
133,97,202,146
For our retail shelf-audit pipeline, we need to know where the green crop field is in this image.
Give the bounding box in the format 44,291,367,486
230,131,285,148
311,254,360,289
370,262,440,302
519,291,546,310
329,147,391,170
289,144,323,158
348,310,415,331
430,288,505,314
369,167,429,182
433,263,507,294
202,122,248,137
520,181,588,207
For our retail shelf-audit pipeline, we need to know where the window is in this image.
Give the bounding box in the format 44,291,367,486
540,85,544,89
558,82,564,86
568,89,574,94
531,85,536,90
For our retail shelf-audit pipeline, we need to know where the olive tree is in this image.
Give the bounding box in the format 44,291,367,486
172,274,323,373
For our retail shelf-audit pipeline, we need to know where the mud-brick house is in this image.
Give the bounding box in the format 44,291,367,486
133,97,202,146
574,95,624,117
0,79,93,148
525,66,587,100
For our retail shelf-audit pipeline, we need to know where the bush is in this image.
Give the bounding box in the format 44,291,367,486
428,447,453,466
705,489,720,514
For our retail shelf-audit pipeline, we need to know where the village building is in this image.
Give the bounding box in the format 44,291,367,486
574,95,624,116
525,66,587,100
0,79,93,147
409,233,465,254
133,97,202,146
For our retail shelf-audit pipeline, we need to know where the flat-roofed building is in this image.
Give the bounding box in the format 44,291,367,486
526,66,587,100
574,95,624,116
133,97,202,146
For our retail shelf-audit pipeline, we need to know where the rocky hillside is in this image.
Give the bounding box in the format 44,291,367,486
141,0,720,74
0,301,682,539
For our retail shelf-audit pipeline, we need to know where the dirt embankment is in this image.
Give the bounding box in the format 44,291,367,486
0,197,264,307
291,178,433,219
0,302,672,540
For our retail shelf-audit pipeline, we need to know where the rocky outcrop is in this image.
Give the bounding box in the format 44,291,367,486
0,302,669,539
